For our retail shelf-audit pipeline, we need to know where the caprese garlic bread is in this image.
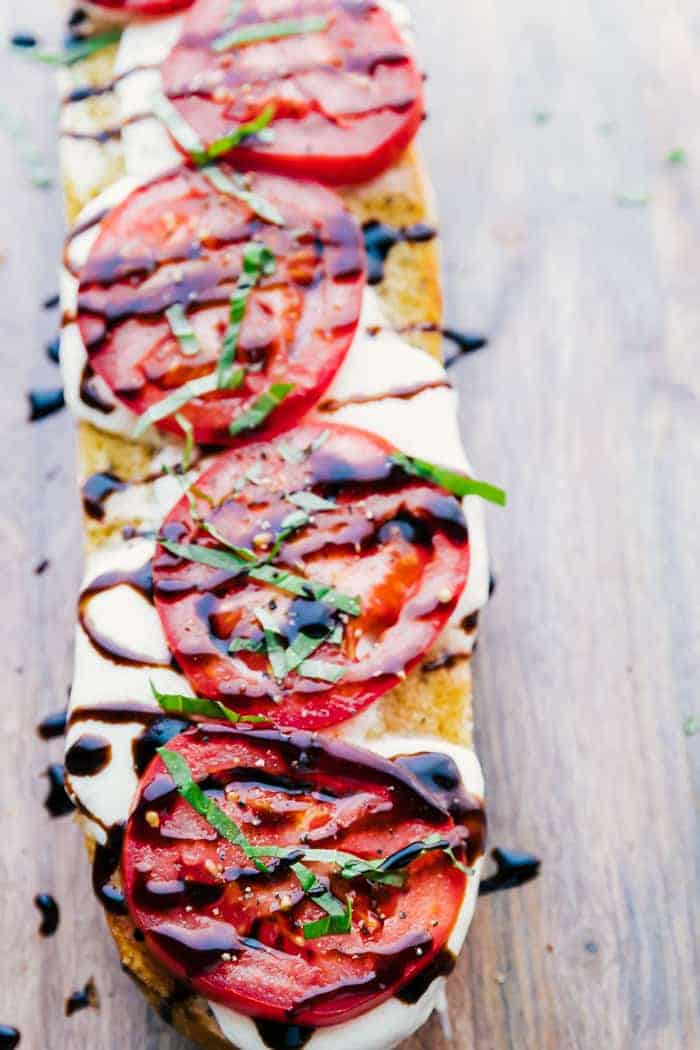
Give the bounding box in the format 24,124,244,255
50,1,505,1046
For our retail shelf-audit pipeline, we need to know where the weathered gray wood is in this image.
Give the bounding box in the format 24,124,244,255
0,0,697,1047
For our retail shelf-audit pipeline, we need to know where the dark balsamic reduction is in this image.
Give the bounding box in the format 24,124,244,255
65,977,99,1017
254,1020,314,1050
34,893,60,937
78,364,116,414
10,33,37,48
421,651,465,673
43,294,60,311
78,561,169,668
362,220,437,284
37,708,68,740
92,824,127,915
479,847,541,896
395,947,455,1004
44,764,75,818
82,471,127,520
34,559,50,575
443,328,489,367
132,717,190,777
28,388,65,421
46,336,60,363
0,1027,20,1049
65,733,112,777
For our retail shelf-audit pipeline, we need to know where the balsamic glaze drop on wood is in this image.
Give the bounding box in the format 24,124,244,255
10,32,37,48
34,893,60,937
65,733,112,777
65,977,99,1017
37,708,68,740
479,847,541,896
362,220,436,284
43,293,60,311
0,1026,20,1049
443,328,489,367
46,336,61,363
82,472,127,520
34,559,50,576
28,388,65,422
43,764,75,818
253,1020,314,1050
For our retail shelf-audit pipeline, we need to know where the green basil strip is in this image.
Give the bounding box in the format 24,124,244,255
287,491,336,513
174,413,194,471
229,382,293,437
391,451,507,506
201,167,284,227
229,637,265,655
166,303,199,357
133,367,244,438
200,522,259,564
284,628,331,674
151,92,208,165
213,16,328,53
158,747,262,860
254,607,287,681
206,105,276,160
290,861,351,940
296,659,345,683
150,682,266,724
158,540,361,616
218,243,276,388
13,28,122,66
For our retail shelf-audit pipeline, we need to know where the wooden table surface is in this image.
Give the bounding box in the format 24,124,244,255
1,0,698,1047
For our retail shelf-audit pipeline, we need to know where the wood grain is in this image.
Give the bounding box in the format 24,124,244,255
0,0,698,1048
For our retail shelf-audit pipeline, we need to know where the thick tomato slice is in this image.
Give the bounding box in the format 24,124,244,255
153,422,470,729
76,167,365,446
86,0,193,16
122,725,485,1025
161,0,424,184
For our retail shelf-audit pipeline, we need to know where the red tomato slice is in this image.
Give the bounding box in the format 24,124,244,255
161,0,424,184
122,724,485,1025
76,168,365,446
86,0,193,16
153,422,470,729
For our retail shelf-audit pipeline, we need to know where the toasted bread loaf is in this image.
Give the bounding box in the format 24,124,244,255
60,34,475,1049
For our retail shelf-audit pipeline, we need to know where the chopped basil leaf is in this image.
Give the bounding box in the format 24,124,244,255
159,538,252,576
287,491,336,513
200,521,259,563
206,105,276,160
254,607,287,681
201,166,284,226
391,451,507,506
166,303,199,357
218,243,276,388
150,681,266,724
328,623,344,645
667,148,687,165
296,659,345,683
151,92,208,164
229,636,265,655
302,894,352,940
284,628,330,673
229,382,293,436
133,367,244,437
174,413,194,470
13,28,122,66
213,15,328,52
158,747,269,872
159,539,361,616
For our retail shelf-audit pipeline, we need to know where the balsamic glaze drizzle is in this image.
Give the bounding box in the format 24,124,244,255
46,336,61,364
28,388,65,421
43,294,60,311
0,1026,20,1049
92,825,127,916
65,977,99,1017
479,847,541,896
34,893,60,937
82,472,127,520
37,709,68,740
254,1020,314,1050
43,764,75,818
362,220,437,285
65,733,112,777
443,328,489,367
